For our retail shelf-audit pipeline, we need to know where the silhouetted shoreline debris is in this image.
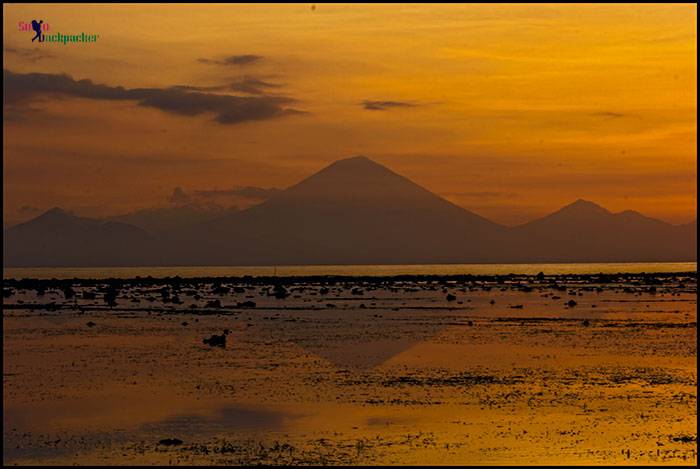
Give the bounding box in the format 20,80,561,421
2,271,695,291
158,438,183,446
203,329,230,347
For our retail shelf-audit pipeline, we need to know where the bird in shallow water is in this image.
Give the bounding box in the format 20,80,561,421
203,329,230,347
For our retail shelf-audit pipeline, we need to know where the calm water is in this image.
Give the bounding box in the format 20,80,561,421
3,262,696,279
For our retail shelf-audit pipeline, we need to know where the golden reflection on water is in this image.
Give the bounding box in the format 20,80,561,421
3,275,697,464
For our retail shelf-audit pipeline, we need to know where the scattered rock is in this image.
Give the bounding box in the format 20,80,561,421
202,330,230,347
158,438,183,446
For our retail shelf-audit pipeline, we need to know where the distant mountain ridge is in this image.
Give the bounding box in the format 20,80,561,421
4,156,696,266
4,208,157,267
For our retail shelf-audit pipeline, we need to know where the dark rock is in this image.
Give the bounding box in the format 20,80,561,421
83,291,97,300
203,330,230,347
158,438,183,446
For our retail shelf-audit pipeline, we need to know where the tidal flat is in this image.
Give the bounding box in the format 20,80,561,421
3,273,697,465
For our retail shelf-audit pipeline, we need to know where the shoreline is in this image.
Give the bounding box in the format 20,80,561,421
3,270,697,287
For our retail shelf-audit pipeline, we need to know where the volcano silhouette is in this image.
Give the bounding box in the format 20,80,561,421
172,156,508,265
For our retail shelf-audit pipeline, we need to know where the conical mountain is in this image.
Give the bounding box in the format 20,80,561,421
176,156,508,265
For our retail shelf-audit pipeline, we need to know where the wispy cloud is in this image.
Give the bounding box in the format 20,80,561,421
198,54,263,66
591,111,627,119
361,100,419,111
228,77,282,95
4,46,54,62
173,77,283,96
3,69,305,125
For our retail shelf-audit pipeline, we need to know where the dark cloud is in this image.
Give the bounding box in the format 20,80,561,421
228,77,282,95
172,77,283,96
591,111,626,119
4,47,54,62
361,100,418,111
195,186,282,200
3,69,304,124
168,187,192,206
198,54,263,66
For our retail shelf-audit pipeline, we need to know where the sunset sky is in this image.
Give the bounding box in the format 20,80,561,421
3,3,697,227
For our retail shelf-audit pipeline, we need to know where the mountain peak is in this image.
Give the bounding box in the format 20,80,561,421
560,199,610,215
284,155,406,196
326,155,385,171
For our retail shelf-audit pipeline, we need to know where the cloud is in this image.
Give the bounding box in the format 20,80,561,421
4,47,54,62
228,77,282,95
195,186,282,200
198,54,263,66
591,111,626,119
18,205,41,214
361,100,418,111
172,76,283,96
3,69,305,124
168,187,192,205
166,186,280,211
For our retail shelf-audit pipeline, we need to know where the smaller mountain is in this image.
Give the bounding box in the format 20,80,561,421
3,207,157,267
510,199,696,262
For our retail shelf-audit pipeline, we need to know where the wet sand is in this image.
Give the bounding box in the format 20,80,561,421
3,273,697,465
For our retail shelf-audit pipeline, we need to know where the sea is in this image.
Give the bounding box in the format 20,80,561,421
2,262,696,280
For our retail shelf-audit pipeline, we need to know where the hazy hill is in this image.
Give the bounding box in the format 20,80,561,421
3,208,157,267
510,199,697,262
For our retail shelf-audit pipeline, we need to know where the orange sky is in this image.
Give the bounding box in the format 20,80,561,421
3,3,697,227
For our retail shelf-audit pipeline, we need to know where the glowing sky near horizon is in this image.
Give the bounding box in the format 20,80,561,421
2,3,697,227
